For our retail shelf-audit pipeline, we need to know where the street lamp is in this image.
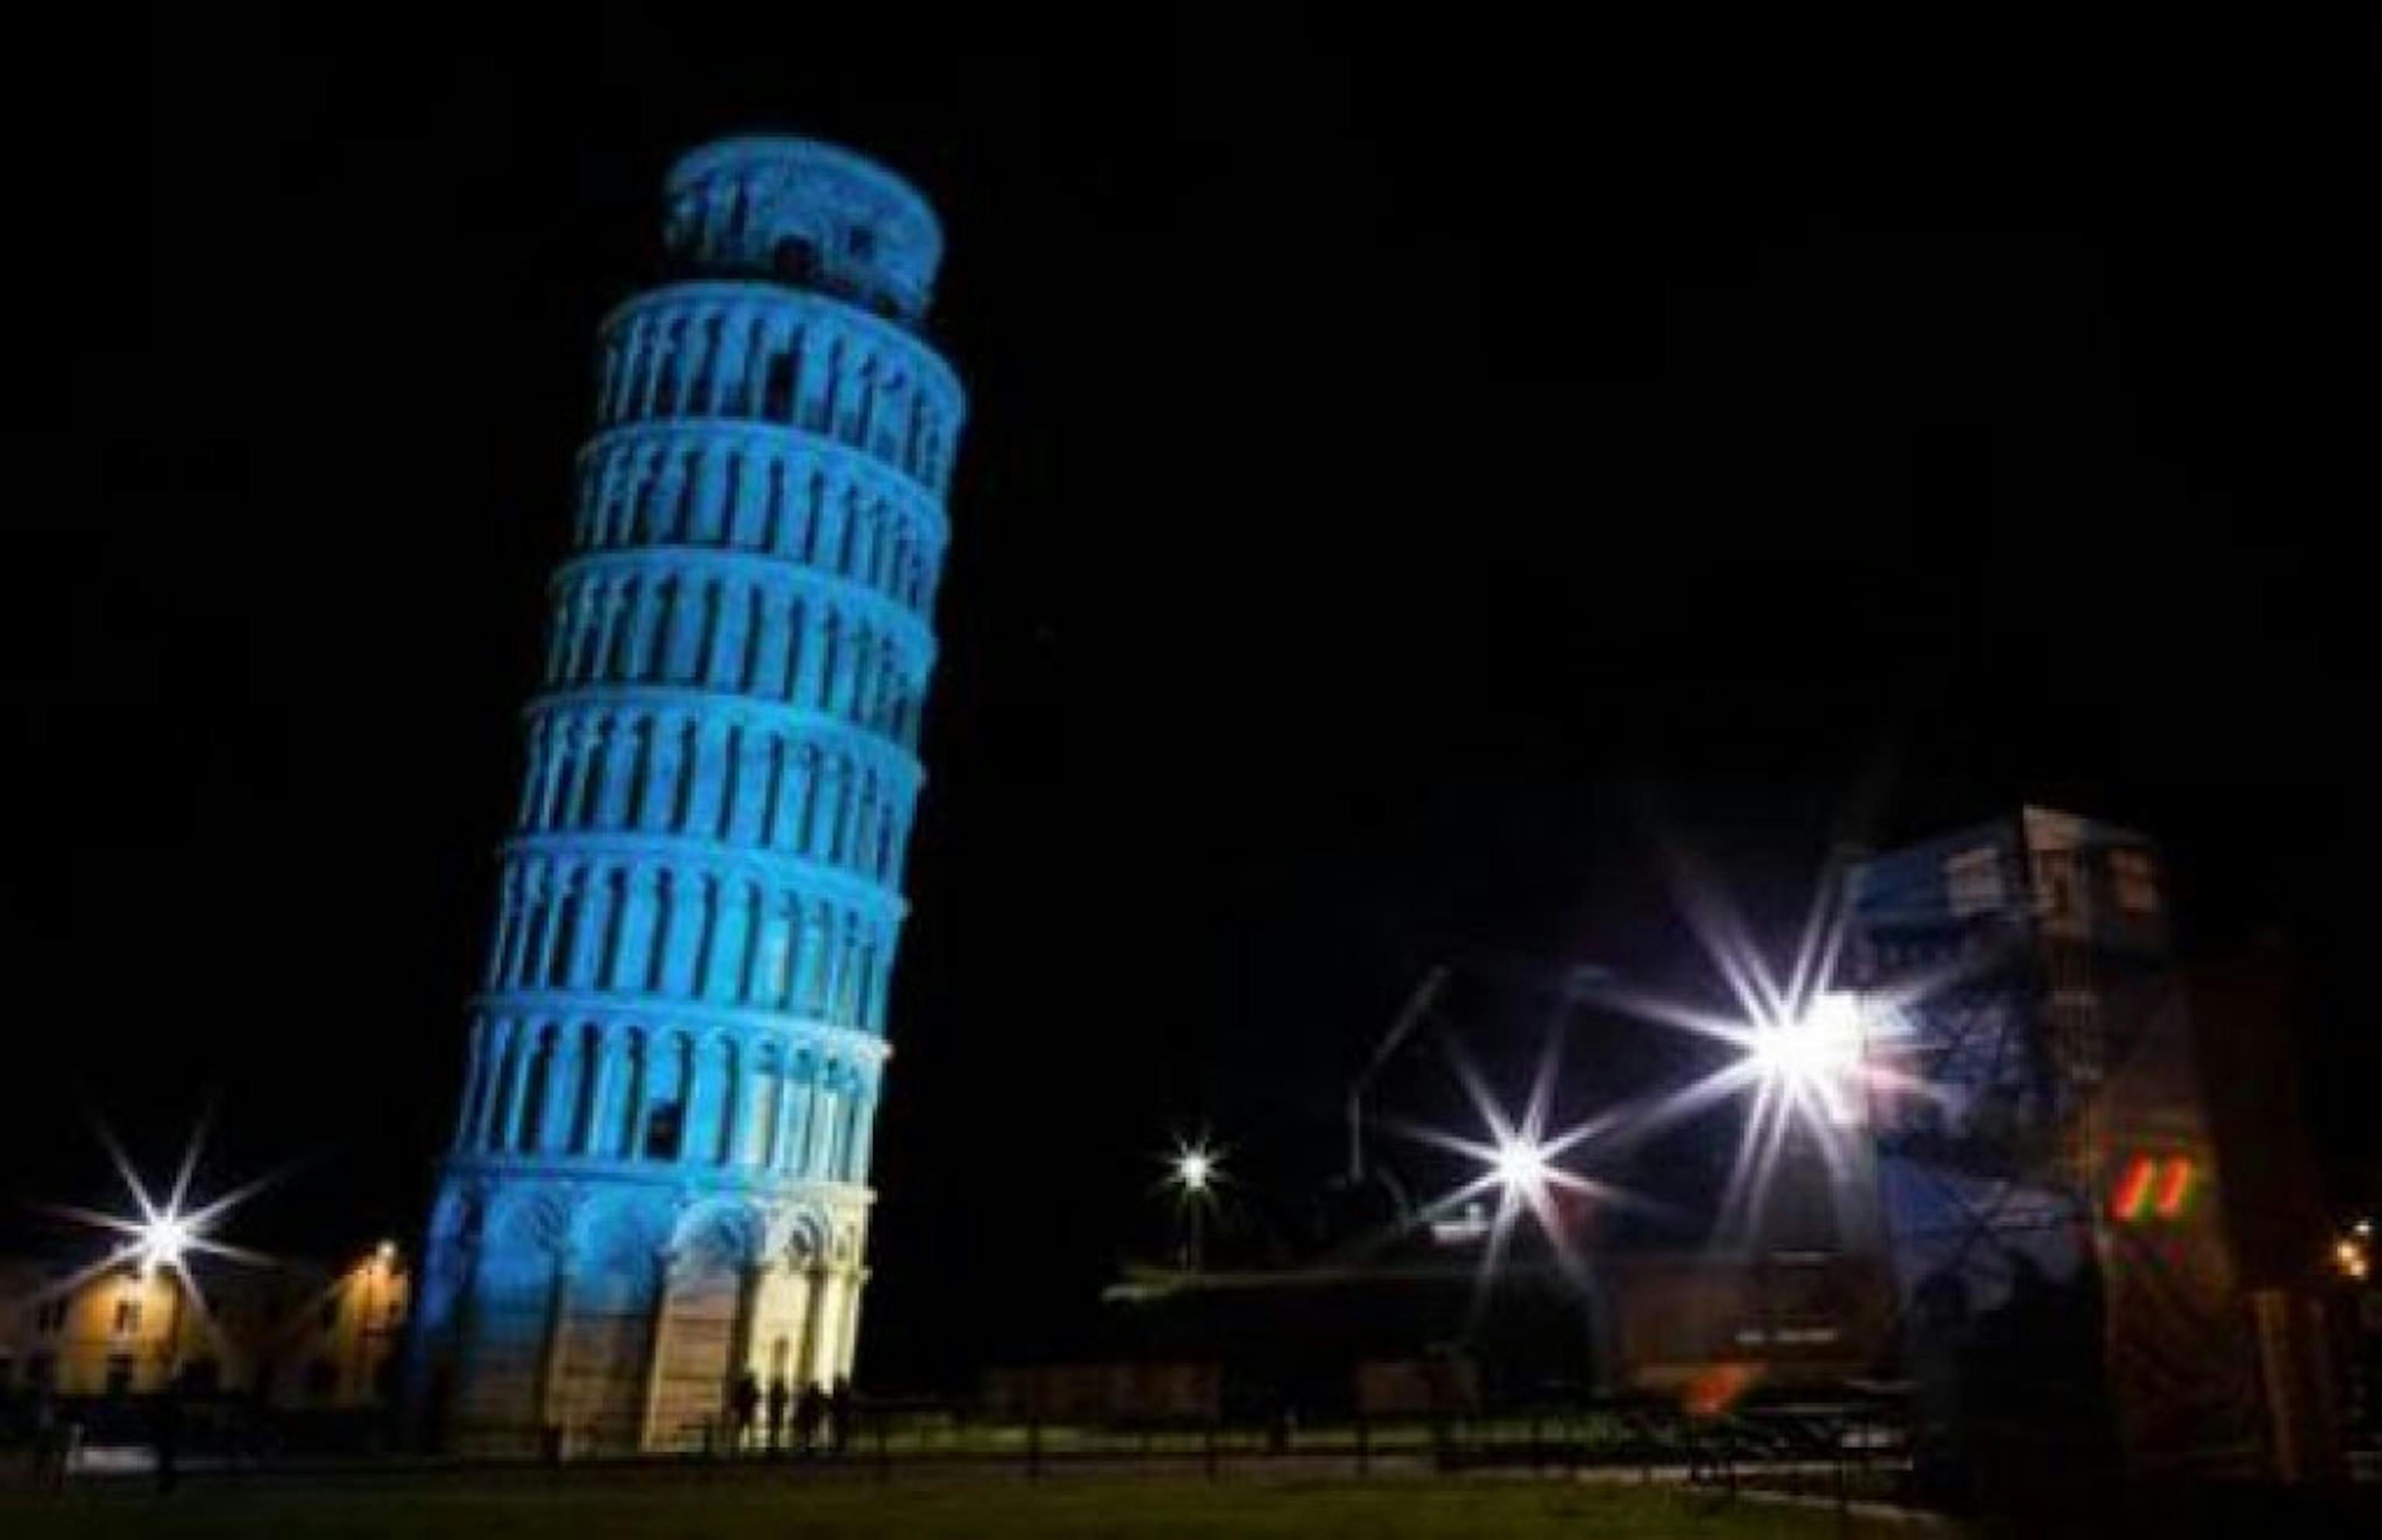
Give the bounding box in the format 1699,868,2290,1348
40,1110,283,1396
1490,1134,1551,1201
351,1241,402,1403
1165,1139,1221,1272
1745,991,1861,1088
139,1213,195,1276
1740,989,1868,1131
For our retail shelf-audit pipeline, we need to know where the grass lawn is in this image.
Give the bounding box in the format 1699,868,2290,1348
2,1470,1902,1538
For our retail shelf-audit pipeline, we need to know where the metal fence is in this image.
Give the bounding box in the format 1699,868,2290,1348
671,1390,1913,1508
7,1385,1914,1519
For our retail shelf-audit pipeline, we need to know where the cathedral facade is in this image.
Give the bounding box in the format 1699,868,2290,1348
410,136,961,1453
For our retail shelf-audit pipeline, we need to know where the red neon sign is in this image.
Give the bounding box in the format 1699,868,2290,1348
2111,1154,2197,1224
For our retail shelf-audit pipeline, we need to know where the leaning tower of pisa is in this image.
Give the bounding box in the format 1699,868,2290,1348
411,137,961,1454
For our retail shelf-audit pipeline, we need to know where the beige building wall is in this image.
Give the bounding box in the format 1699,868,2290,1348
0,1246,409,1411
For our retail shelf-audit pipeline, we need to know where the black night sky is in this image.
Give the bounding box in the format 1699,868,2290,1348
9,8,2377,1383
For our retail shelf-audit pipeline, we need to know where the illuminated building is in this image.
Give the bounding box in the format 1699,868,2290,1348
1846,808,2261,1489
0,1245,408,1407
409,136,961,1453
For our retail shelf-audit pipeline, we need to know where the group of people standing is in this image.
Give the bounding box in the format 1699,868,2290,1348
727,1372,852,1456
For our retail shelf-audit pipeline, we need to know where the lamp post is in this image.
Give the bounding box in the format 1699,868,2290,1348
351,1241,399,1403
1169,1143,1219,1272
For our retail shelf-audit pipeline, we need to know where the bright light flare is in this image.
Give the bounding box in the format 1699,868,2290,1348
1566,848,1949,1250
1365,1025,1656,1349
1162,1136,1223,1200
31,1106,282,1351
1491,1135,1550,1198
1746,992,1862,1091
140,1213,195,1274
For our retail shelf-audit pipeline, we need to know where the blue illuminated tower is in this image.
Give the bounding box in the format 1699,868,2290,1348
412,138,961,1454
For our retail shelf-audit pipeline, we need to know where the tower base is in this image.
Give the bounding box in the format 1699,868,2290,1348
408,1162,870,1456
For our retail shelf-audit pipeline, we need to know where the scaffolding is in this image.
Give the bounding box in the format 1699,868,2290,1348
1845,808,2263,1493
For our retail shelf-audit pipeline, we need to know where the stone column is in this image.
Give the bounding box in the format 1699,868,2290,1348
710,310,747,415
637,318,668,420
471,1021,512,1150
582,1028,620,1158
675,316,708,416
797,1264,836,1386
624,319,658,422
498,871,535,986
538,1035,581,1155
790,1068,819,1177
845,1088,878,1183
484,875,516,989
792,326,827,430
454,1018,490,1152
742,314,772,420
571,873,614,989
534,1242,578,1431
622,1032,653,1159
750,596,789,702
794,609,829,710
682,1038,719,1168
778,1263,816,1386
837,1269,869,1380
634,1250,678,1451
744,1069,776,1169
533,869,572,986
502,1026,540,1152
722,1260,768,1446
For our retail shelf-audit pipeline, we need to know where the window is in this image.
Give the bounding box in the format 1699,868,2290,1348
113,1297,142,1335
644,1100,685,1161
104,1353,135,1398
2111,849,2160,915
37,1297,69,1334
1945,847,2004,917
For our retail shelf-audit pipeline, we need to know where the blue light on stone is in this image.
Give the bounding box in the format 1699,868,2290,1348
410,137,961,1454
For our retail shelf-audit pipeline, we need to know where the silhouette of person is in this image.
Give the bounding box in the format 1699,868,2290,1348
828,1376,854,1456
796,1380,827,1455
730,1369,761,1455
765,1376,791,1454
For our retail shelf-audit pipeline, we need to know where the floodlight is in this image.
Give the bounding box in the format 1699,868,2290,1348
1491,1135,1550,1196
140,1214,193,1274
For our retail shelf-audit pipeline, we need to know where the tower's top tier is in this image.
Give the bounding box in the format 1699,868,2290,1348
662,136,944,326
